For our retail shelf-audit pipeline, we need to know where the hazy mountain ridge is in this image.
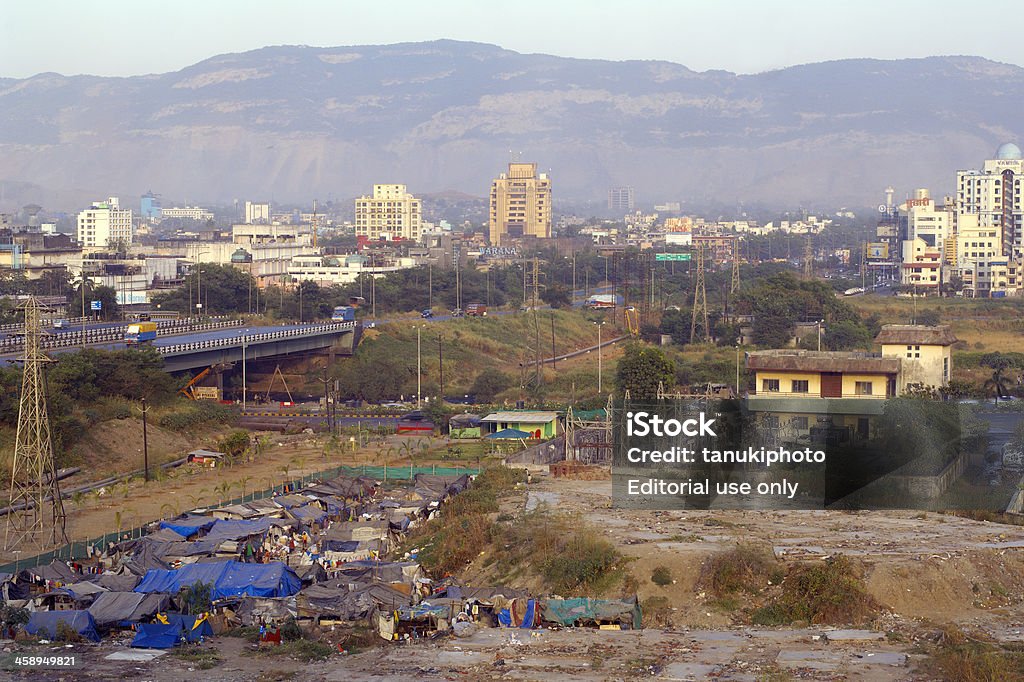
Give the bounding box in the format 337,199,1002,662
0,40,1021,211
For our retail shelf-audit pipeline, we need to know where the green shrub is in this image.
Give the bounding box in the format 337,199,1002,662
651,565,673,587
752,556,877,626
699,544,780,597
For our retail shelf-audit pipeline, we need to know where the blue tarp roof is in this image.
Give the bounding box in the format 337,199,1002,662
485,428,533,439
203,518,277,543
164,613,215,643
26,610,100,642
288,504,327,524
159,515,216,538
135,560,302,600
132,622,184,649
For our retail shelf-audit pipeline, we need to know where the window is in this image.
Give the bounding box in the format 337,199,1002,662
762,379,780,393
791,380,809,393
792,416,809,430
855,381,873,395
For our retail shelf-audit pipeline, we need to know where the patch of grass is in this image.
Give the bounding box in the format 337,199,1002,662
171,646,223,670
641,596,672,628
537,524,623,594
699,544,781,598
925,625,1024,681
255,639,335,662
752,555,877,626
651,565,674,587
224,625,260,642
667,533,701,542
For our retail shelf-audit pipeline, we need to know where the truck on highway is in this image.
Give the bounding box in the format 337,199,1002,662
125,321,157,344
466,303,487,317
586,294,622,309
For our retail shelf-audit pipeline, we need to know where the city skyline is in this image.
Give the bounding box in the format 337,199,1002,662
4,0,1024,79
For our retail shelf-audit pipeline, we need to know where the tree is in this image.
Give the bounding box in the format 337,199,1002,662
70,283,120,319
540,284,572,309
917,309,941,326
823,320,872,351
469,368,512,403
615,344,675,400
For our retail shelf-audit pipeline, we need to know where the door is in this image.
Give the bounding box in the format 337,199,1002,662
821,372,842,398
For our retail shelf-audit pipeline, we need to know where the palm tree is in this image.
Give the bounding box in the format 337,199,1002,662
239,476,253,499
160,502,180,518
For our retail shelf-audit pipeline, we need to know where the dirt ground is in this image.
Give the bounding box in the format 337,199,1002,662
11,463,1024,680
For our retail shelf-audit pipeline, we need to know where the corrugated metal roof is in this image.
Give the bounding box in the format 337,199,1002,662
480,411,559,423
874,324,957,347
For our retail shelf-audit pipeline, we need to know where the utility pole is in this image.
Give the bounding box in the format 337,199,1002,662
597,322,604,394
5,297,67,550
803,233,814,279
690,243,710,343
416,326,422,408
428,263,433,311
550,314,557,370
437,334,444,402
141,397,150,482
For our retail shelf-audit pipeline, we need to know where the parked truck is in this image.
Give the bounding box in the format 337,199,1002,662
331,305,355,321
466,303,488,317
125,321,158,344
586,294,622,309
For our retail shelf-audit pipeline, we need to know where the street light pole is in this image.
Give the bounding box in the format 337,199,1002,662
242,334,247,413
141,397,150,482
416,326,422,408
735,342,740,396
597,322,604,394
817,319,823,351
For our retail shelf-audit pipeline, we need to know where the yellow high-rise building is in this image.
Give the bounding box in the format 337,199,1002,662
488,163,551,245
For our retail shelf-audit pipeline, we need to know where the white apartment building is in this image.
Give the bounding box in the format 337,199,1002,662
161,206,214,222
956,143,1024,258
77,197,133,250
900,238,942,290
355,184,422,242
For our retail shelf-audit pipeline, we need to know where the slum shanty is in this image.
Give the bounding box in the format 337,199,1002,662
0,470,641,651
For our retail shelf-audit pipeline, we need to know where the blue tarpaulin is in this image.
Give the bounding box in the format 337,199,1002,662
164,613,215,643
289,504,327,524
485,428,533,439
25,611,100,642
135,560,302,600
131,622,184,649
158,515,216,539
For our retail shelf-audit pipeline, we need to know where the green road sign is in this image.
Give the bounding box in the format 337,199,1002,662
655,253,691,262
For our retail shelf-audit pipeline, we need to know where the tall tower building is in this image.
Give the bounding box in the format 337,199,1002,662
244,201,271,225
355,184,422,241
489,163,551,245
77,197,133,249
956,143,1024,258
608,186,635,212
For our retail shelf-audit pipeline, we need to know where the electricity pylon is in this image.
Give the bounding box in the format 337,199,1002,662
690,243,710,344
5,297,67,550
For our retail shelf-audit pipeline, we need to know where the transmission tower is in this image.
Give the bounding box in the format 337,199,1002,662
803,233,814,279
690,243,710,343
5,297,67,550
730,237,741,295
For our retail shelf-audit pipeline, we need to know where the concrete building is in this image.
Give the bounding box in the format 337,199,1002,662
287,253,418,285
607,186,635,212
956,143,1024,258
355,184,422,242
160,206,214,222
488,163,551,245
77,197,133,250
244,201,271,225
875,325,956,392
744,325,957,443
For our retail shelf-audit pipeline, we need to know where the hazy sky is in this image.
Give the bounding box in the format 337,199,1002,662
4,0,1023,78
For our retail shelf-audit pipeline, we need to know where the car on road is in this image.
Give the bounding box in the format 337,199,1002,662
401,410,426,421
450,308,465,318
421,309,434,318
380,401,407,409
53,319,70,329
364,321,377,328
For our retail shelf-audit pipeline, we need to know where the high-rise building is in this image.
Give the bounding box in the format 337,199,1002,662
489,163,551,245
955,143,1024,258
244,201,271,225
608,186,635,212
355,184,422,242
77,197,133,249
140,191,161,221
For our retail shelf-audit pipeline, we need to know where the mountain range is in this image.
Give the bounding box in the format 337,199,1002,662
0,40,1022,213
